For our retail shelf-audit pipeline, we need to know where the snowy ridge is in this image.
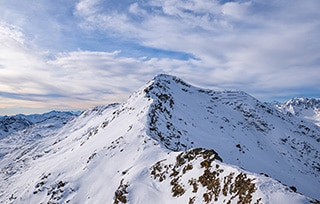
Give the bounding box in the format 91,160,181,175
143,74,320,199
0,74,319,203
275,97,320,127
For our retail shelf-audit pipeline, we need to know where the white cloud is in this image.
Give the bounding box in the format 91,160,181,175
129,2,147,16
47,50,202,93
75,0,100,17
222,1,251,19
0,22,24,44
0,24,203,112
0,0,319,114
0,23,50,93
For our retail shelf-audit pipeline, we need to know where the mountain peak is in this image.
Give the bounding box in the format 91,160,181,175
153,73,179,81
140,76,320,199
149,74,193,90
275,97,320,126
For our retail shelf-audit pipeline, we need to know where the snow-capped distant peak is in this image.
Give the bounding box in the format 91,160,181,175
275,97,320,126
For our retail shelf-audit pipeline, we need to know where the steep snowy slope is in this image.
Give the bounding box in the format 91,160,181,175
275,98,320,126
0,74,318,203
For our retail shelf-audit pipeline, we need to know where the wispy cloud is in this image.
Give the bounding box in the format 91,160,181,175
74,0,320,92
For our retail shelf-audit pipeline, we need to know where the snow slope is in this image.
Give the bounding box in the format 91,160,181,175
0,74,319,203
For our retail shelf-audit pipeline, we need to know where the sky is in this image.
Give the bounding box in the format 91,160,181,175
0,0,319,115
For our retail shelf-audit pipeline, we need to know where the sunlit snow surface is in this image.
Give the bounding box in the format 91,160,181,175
0,74,319,203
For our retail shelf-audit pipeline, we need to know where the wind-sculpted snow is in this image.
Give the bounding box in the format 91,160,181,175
0,74,319,203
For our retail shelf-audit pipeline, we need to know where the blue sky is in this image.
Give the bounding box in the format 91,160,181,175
0,0,319,115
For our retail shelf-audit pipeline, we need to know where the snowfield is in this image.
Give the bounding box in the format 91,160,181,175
0,74,319,203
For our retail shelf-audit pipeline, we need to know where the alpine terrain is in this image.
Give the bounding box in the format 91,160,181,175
274,98,320,127
0,74,319,203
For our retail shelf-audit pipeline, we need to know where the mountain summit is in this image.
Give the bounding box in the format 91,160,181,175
0,74,319,203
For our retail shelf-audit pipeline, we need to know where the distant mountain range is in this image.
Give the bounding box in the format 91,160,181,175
0,111,79,139
274,97,320,127
0,74,319,203
0,111,79,162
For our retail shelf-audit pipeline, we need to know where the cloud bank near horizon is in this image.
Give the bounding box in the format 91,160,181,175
0,0,319,115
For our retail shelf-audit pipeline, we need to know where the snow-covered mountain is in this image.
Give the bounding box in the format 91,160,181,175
0,116,32,140
0,74,319,203
275,97,320,127
0,111,78,139
0,111,78,160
